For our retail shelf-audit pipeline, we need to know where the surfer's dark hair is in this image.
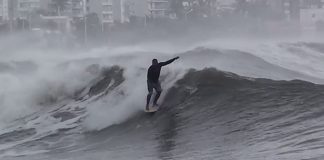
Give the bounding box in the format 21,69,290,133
152,59,158,64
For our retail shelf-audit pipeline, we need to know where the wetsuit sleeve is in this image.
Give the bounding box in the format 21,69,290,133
159,57,179,66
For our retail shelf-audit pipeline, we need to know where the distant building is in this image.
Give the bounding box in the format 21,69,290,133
8,0,18,18
301,0,324,9
89,0,142,28
16,0,50,17
126,0,147,18
267,0,300,21
148,0,169,18
88,0,114,31
101,0,113,24
0,0,9,22
17,0,41,18
15,0,51,18
88,0,170,28
283,0,301,21
71,0,89,18
90,0,147,23
300,0,324,31
217,0,235,5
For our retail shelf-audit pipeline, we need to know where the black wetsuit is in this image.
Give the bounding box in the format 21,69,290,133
147,58,177,83
146,57,178,109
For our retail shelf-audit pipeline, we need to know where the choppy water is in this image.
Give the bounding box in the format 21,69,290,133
1,37,324,160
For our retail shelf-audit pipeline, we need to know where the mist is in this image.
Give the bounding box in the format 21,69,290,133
0,0,324,159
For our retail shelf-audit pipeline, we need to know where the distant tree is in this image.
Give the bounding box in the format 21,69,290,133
51,0,69,16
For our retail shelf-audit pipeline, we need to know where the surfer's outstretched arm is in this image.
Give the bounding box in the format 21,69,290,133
159,57,179,66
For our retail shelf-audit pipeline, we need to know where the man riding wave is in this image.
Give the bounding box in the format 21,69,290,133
146,57,180,111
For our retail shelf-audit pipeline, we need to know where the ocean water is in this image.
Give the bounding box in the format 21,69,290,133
0,34,324,160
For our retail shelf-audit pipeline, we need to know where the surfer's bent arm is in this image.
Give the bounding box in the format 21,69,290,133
159,57,179,66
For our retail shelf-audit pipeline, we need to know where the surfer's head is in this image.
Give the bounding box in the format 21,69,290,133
152,59,158,65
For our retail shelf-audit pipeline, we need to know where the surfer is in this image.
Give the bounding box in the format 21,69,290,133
146,57,180,111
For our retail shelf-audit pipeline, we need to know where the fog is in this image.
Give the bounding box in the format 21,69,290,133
0,0,324,153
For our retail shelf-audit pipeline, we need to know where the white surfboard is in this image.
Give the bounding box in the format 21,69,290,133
144,105,160,113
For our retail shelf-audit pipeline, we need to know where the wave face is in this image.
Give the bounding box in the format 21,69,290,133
1,38,324,160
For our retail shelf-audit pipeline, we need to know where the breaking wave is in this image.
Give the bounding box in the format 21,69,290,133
1,40,324,159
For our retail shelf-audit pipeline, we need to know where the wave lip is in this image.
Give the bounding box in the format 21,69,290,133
179,47,324,84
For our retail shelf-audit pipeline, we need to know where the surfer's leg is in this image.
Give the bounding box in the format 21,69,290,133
147,93,152,110
153,82,162,105
146,81,153,110
153,91,161,105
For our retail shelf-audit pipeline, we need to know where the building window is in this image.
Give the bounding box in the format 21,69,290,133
103,5,112,11
103,0,112,3
103,13,112,20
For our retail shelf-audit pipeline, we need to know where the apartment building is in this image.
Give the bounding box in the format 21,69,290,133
89,0,165,26
0,0,9,22
7,0,17,23
148,0,169,18
87,0,113,31
17,0,41,18
301,0,324,9
91,0,137,25
300,0,324,30
102,0,113,23
282,0,301,21
71,0,90,18
264,0,300,21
